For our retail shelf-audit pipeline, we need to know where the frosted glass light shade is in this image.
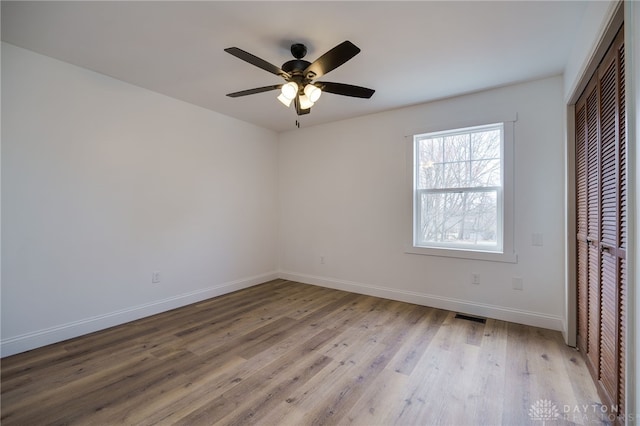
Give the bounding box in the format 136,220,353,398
277,93,293,107
281,82,299,100
299,94,314,110
304,84,321,103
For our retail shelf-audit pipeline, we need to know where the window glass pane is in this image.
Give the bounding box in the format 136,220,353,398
470,129,501,160
417,137,443,189
443,160,469,188
418,126,502,190
418,190,498,247
443,134,469,163
470,159,501,187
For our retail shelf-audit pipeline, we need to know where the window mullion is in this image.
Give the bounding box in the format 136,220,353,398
418,186,500,195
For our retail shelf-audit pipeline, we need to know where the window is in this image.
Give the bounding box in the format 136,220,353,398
409,121,516,263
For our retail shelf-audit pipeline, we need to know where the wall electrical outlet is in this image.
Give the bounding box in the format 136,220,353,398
532,233,544,246
472,273,481,285
320,256,326,265
512,277,523,290
152,271,161,283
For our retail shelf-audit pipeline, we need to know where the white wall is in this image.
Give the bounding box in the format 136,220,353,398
1,43,279,356
279,76,566,330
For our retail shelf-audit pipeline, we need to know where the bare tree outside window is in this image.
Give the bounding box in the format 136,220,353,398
414,124,503,251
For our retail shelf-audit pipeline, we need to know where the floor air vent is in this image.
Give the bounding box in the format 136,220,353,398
454,313,487,324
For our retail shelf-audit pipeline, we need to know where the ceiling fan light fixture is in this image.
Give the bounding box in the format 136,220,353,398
277,93,293,107
304,84,322,103
281,82,299,100
224,41,374,121
299,94,315,110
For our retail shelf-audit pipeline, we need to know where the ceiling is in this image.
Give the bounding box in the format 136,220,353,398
2,1,588,133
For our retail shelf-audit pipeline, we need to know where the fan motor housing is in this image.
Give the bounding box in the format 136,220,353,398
282,59,311,75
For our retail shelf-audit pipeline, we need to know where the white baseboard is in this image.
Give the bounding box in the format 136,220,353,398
1,271,279,357
2,270,564,358
279,271,564,331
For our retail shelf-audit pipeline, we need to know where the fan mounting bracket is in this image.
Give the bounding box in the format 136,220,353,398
290,43,307,59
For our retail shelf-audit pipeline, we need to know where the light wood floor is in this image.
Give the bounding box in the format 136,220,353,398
2,279,605,425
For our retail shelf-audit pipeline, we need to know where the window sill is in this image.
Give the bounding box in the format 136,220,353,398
405,245,518,263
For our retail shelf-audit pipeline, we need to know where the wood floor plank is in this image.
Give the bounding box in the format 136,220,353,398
384,312,481,425
290,338,388,425
387,307,448,376
501,322,532,424
202,344,334,425
340,368,410,425
560,346,608,425
3,352,167,425
0,280,602,426
139,328,339,426
464,318,508,425
310,293,383,332
131,356,249,425
1,332,162,408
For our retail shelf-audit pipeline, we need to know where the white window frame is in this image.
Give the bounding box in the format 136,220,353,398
405,120,517,263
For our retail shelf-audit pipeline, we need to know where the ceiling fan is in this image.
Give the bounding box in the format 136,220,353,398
224,41,375,116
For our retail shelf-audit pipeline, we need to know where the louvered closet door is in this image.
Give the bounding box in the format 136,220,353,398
576,82,588,355
575,26,625,421
616,34,627,414
576,76,601,374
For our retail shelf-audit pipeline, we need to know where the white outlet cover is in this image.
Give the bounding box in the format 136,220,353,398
532,233,543,246
512,277,523,290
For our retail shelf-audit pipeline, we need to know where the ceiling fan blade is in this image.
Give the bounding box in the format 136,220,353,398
317,82,375,98
226,85,283,98
224,47,290,78
303,41,361,80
